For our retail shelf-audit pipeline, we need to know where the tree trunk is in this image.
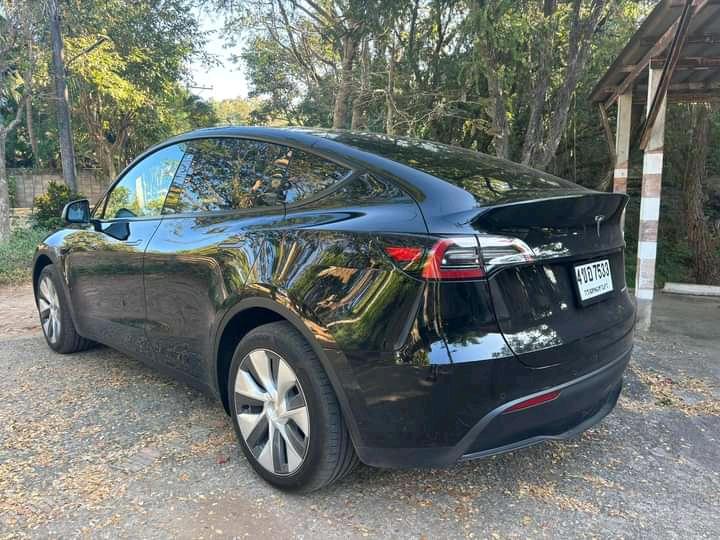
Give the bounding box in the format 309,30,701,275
351,39,369,131
25,98,39,168
332,33,358,129
24,14,39,168
98,141,117,183
682,105,720,285
49,0,78,191
477,39,509,159
0,138,10,242
0,97,25,243
530,0,611,170
385,37,398,136
520,6,555,165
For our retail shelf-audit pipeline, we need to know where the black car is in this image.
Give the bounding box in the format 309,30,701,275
33,127,635,492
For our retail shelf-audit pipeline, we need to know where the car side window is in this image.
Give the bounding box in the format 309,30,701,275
309,173,410,208
103,144,185,219
166,138,292,213
285,149,350,204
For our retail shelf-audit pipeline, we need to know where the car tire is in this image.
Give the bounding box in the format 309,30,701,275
228,321,358,492
35,264,94,354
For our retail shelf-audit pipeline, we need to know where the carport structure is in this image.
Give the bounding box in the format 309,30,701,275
591,0,720,331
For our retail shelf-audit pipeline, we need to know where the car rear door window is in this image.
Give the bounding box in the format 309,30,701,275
103,143,185,219
167,138,292,213
285,149,350,204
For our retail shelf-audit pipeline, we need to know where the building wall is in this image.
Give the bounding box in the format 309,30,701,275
9,169,109,208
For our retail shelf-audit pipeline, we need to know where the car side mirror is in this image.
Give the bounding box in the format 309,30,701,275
61,199,91,224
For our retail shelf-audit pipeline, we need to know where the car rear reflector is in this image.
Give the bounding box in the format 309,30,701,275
503,390,561,414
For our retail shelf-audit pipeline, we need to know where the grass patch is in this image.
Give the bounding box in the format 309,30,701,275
0,227,51,286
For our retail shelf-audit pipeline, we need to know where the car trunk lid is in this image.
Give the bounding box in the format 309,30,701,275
472,193,635,368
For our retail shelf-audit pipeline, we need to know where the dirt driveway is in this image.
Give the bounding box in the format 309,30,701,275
0,285,40,339
1,286,719,538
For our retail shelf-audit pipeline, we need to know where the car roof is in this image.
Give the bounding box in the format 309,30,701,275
138,126,591,230
154,126,478,212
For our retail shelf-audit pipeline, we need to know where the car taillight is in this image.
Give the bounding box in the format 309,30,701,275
477,235,535,273
382,236,485,281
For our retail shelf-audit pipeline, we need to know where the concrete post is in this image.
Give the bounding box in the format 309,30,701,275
613,92,633,194
635,67,667,331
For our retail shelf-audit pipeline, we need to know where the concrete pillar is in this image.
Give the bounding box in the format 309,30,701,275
613,92,633,194
635,67,667,332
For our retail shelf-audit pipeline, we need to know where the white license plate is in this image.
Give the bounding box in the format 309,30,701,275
574,259,613,302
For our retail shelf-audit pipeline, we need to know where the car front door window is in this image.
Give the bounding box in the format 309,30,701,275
103,144,185,219
165,138,292,213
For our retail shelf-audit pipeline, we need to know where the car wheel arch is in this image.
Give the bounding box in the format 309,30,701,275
213,298,350,419
32,254,54,294
213,296,364,458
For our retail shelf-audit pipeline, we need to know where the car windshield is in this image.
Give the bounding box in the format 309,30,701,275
308,130,586,203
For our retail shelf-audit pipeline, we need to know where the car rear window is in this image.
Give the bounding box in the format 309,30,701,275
285,149,350,204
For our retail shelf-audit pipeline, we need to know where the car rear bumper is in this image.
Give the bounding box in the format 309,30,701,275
349,342,630,469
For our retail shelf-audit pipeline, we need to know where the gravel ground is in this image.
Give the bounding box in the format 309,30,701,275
1,286,719,539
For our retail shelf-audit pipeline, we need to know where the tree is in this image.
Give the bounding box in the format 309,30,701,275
468,0,621,169
62,0,207,181
0,1,35,241
49,0,79,191
225,0,381,129
212,97,263,125
680,104,720,285
227,0,645,176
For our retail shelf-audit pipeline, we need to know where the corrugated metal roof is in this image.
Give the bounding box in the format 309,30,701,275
591,0,720,105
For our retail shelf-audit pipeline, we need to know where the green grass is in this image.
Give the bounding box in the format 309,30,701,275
0,227,51,286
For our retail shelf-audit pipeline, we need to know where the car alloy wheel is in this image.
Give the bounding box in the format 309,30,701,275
37,275,61,345
234,348,310,475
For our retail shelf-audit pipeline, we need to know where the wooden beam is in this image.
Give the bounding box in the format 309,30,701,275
628,80,720,95
667,94,720,102
613,93,633,196
650,56,720,69
603,23,679,109
641,32,720,46
669,0,720,5
639,0,694,150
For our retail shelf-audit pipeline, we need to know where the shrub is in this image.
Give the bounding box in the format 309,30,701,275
0,226,51,285
8,175,17,207
32,181,82,230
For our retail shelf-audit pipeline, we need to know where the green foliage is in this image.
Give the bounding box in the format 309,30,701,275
32,181,82,230
212,97,265,125
0,226,51,285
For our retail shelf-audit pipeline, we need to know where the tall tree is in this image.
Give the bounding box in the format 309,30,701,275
23,10,39,168
681,104,720,285
49,0,78,191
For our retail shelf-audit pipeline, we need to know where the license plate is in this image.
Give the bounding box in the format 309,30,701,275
574,259,613,302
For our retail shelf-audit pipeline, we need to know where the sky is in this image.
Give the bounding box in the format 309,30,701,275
188,9,249,102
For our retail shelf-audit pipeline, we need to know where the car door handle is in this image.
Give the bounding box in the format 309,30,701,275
123,239,143,247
